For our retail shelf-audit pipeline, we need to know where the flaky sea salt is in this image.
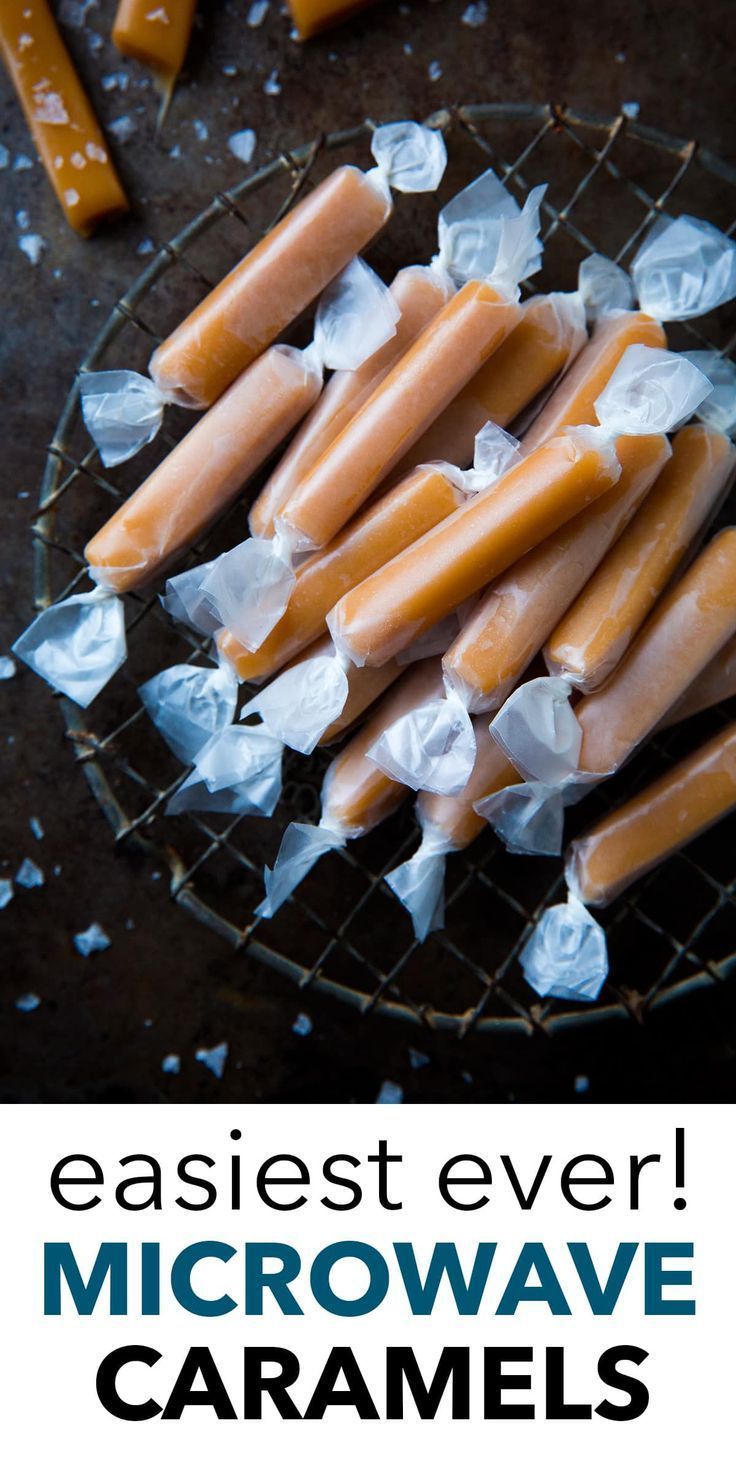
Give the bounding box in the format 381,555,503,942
74,921,111,956
228,129,256,164
376,1080,403,1104
292,1012,313,1037
195,1042,229,1079
29,817,45,841
0,656,16,680
462,1,488,25
102,71,129,92
136,237,155,255
428,60,443,81
0,880,14,910
408,1048,430,1070
16,858,44,889
162,1054,181,1074
16,993,41,1012
192,119,209,142
0,145,9,169
13,154,33,171
247,0,270,25
263,69,281,96
622,100,640,119
18,234,46,265
108,115,137,143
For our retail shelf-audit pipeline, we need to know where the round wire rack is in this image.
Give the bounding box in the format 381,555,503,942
33,103,736,1038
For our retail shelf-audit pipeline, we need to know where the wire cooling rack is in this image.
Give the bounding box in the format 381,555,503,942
32,103,736,1037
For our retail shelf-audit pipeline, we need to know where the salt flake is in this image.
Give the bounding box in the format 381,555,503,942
18,230,45,265
228,129,256,164
102,71,130,92
0,880,13,909
408,1048,430,1070
195,1042,229,1079
13,153,33,171
0,657,17,680
292,1012,313,1037
376,1080,404,1104
16,993,41,1012
462,1,488,25
263,68,281,96
16,858,44,888
29,816,45,841
622,100,640,119
108,115,137,143
192,119,209,142
0,145,9,169
74,921,111,956
162,1053,181,1074
428,60,443,81
247,0,270,25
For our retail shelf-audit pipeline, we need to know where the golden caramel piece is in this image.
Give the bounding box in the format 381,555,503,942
149,166,391,409
546,424,736,692
329,432,620,668
445,434,670,712
288,0,380,41
576,529,736,776
280,279,523,550
86,347,320,593
249,264,451,538
569,721,736,906
113,0,196,83
522,310,667,448
0,0,128,235
220,465,465,683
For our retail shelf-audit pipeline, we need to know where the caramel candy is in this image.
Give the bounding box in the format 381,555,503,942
220,465,465,682
0,0,128,234
280,280,523,551
576,529,736,776
86,347,320,593
329,432,620,669
522,311,667,449
546,424,736,692
113,0,196,82
569,721,736,906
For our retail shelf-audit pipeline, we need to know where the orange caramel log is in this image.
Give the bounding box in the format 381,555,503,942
444,434,671,712
392,293,585,477
575,529,736,777
219,465,465,683
329,431,621,669
662,635,736,729
522,311,667,449
568,721,736,907
545,424,736,693
417,719,519,850
149,166,391,409
288,0,379,41
249,264,451,538
112,0,196,81
323,660,444,836
280,279,523,550
0,0,128,235
86,347,320,593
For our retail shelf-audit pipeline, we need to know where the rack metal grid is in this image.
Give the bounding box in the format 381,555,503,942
32,104,736,1037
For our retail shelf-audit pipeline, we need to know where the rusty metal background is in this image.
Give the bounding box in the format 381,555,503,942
32,104,736,1037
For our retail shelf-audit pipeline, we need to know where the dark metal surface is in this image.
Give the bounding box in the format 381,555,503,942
2,1,735,1101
